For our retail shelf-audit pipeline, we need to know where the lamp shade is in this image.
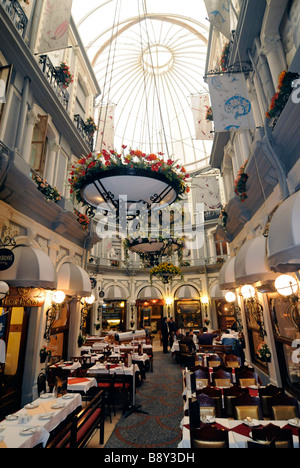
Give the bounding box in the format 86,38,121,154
275,275,299,297
219,257,236,290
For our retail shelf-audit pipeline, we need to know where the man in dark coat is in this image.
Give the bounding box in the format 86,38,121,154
161,317,170,353
198,327,219,346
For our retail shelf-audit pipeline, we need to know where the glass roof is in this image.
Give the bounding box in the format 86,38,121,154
72,0,213,172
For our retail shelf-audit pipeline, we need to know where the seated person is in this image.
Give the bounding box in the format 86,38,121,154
221,329,239,353
198,327,219,346
181,331,196,354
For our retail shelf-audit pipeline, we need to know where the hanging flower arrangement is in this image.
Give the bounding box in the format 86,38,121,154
69,147,190,206
266,70,299,121
85,117,97,136
234,160,249,202
55,62,74,89
150,262,183,284
74,208,90,231
205,107,213,121
32,173,62,203
220,42,231,72
256,342,271,363
219,205,228,232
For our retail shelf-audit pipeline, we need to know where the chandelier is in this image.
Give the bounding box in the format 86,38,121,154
124,237,184,268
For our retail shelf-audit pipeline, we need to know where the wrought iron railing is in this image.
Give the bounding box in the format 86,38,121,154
74,114,94,150
1,0,28,39
38,55,70,111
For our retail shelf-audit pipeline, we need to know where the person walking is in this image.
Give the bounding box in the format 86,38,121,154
161,317,170,353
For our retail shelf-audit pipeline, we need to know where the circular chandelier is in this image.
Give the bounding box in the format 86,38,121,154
124,237,184,267
69,149,189,219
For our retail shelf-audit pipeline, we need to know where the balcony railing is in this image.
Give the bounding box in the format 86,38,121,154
1,0,28,39
38,55,70,111
74,114,94,150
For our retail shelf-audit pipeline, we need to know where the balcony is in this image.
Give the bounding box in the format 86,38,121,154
38,55,70,111
73,115,94,151
1,0,28,39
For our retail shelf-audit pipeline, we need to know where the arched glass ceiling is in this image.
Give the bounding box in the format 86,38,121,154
72,0,213,172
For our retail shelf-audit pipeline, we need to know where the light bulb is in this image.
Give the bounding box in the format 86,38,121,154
85,294,95,305
225,291,236,303
241,285,256,299
52,291,66,305
275,275,298,297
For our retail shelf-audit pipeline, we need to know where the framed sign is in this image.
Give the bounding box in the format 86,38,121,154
0,248,14,271
0,65,13,125
1,287,46,307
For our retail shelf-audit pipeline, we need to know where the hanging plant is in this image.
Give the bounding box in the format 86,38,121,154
55,62,74,89
220,42,231,72
39,346,51,364
32,173,62,203
219,205,228,232
234,160,249,202
150,262,183,285
205,107,213,121
266,70,299,121
68,147,190,206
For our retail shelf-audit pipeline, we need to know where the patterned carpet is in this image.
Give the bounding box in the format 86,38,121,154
104,351,184,448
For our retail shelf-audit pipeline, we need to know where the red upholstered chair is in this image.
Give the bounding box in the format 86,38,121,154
190,425,229,449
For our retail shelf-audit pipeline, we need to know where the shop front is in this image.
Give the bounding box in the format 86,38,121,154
174,285,202,330
136,286,164,333
102,285,127,332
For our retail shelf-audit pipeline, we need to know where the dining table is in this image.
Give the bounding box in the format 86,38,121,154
87,363,138,376
0,393,82,448
179,416,300,449
67,377,97,394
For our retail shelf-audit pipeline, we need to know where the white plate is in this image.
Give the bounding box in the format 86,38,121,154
62,394,75,399
38,412,55,420
288,418,300,427
243,418,260,427
39,394,52,399
19,427,40,436
25,403,39,410
0,426,5,433
51,403,66,409
5,415,18,421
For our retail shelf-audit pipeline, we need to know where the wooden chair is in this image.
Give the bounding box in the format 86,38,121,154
269,394,299,421
194,368,210,388
90,372,116,423
196,393,217,419
258,385,285,419
223,385,249,418
179,343,195,368
190,425,229,449
196,387,223,417
236,368,261,387
252,423,294,449
212,369,233,388
247,440,276,449
233,394,263,420
207,354,223,368
225,354,241,368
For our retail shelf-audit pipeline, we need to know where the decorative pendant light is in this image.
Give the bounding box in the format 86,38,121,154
124,237,184,268
150,262,183,285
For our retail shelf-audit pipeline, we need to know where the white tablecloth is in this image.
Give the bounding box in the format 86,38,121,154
1,393,82,448
67,377,97,393
179,417,300,449
87,363,137,376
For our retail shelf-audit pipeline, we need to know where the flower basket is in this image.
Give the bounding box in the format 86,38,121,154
85,117,97,136
150,262,183,284
234,160,249,202
266,71,300,123
74,208,90,231
69,148,190,210
55,62,74,89
32,173,62,203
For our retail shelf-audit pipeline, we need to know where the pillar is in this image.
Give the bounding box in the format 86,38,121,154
261,36,287,90
22,109,40,165
44,142,60,186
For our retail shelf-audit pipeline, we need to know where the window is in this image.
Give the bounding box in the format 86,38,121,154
29,115,48,175
74,79,86,120
214,233,228,256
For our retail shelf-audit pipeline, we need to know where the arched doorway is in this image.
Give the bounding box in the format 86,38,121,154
102,285,127,332
136,286,164,333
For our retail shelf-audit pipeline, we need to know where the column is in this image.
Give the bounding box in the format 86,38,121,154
261,36,287,90
44,142,60,186
22,109,40,165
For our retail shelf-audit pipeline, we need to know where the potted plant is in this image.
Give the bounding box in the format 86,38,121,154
74,208,90,231
32,173,62,203
220,42,231,72
205,107,213,121
77,333,86,348
85,117,97,136
40,346,51,364
219,205,228,232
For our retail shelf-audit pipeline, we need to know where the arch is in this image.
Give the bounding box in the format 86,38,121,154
174,284,200,300
137,285,163,300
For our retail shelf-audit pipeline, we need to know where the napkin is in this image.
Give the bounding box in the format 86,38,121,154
68,378,90,385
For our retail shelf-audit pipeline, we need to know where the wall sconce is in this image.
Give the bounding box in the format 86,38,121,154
44,291,66,342
0,281,9,301
241,284,266,339
224,291,243,332
80,294,95,331
275,275,300,333
165,297,173,307
225,291,236,303
84,294,95,305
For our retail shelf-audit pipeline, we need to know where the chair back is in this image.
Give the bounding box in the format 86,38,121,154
194,368,210,389
196,393,216,418
207,354,223,368
212,369,232,388
269,394,299,420
190,426,229,449
223,385,249,418
225,354,241,368
196,387,223,417
233,394,263,420
252,424,294,449
258,385,284,418
236,368,260,387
